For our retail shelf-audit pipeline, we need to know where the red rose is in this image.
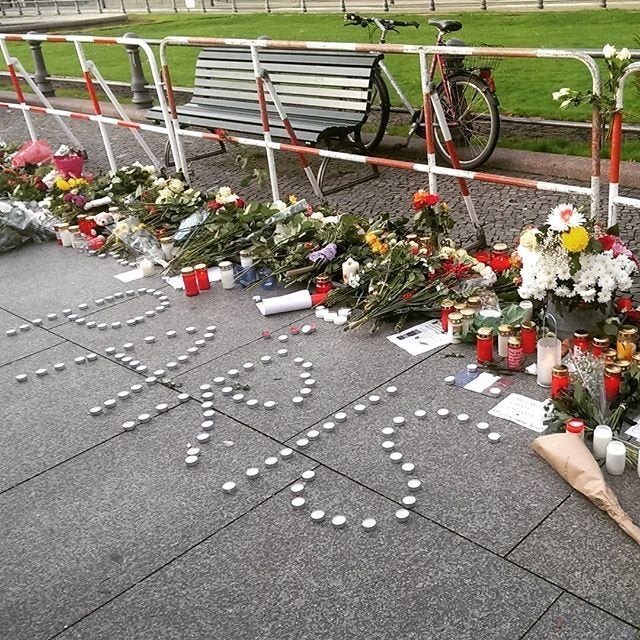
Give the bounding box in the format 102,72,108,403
402,292,414,300
599,234,616,251
235,198,245,209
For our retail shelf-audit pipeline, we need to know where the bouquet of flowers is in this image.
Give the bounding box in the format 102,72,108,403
517,203,637,312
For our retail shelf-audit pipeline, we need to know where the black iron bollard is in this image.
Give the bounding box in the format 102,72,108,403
124,32,153,109
27,32,55,97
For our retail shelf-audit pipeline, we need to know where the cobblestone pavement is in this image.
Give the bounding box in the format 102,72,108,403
3,109,639,253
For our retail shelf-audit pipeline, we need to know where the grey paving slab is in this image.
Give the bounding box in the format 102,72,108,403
0,241,168,323
0,341,184,492
175,317,424,441
0,307,63,366
57,468,561,640
522,593,638,640
0,402,307,640
52,283,315,374
282,345,572,555
509,470,640,628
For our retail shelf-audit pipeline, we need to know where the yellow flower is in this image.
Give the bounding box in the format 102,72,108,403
378,243,390,255
562,226,589,253
365,232,378,245
287,194,297,204
55,178,70,191
371,241,382,253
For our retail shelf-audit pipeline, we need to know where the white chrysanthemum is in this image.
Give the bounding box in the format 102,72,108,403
603,44,616,59
546,203,586,232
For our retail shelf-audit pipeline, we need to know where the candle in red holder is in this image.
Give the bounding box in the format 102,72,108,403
53,224,63,245
476,327,494,364
604,365,622,401
440,298,454,333
474,248,490,265
77,214,87,236
551,365,570,398
520,321,537,354
490,243,511,273
603,348,617,365
507,336,523,369
181,267,200,297
591,336,610,357
314,274,333,295
565,418,585,439
572,330,590,356
85,215,97,236
194,263,211,291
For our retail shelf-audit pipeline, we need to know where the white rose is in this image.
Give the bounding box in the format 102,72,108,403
218,186,232,198
167,178,184,194
552,87,571,101
272,199,287,211
603,44,616,59
310,212,324,221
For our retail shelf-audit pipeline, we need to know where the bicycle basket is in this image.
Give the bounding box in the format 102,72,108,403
461,44,502,72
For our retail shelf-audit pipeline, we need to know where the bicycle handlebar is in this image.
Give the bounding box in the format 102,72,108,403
344,13,420,30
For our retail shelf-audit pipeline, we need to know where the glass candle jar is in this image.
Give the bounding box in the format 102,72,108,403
507,336,523,369
460,308,476,337
591,336,610,358
219,261,235,289
573,330,590,356
473,248,490,264
490,242,511,273
603,348,618,365
614,359,631,372
440,299,454,333
592,424,613,459
632,353,640,369
160,237,174,261
537,336,562,387
616,325,638,361
519,300,534,322
448,312,463,344
604,365,622,401
476,327,494,364
605,440,626,475
58,223,72,247
466,296,482,313
497,324,513,358
76,214,87,236
194,263,210,290
551,365,570,398
565,418,585,440
68,225,83,249
520,321,537,354
314,274,333,295
181,267,200,297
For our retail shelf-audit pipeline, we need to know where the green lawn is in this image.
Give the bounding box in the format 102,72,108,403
5,10,640,157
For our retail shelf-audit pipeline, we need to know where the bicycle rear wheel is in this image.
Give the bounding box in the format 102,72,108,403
354,68,390,154
433,72,500,170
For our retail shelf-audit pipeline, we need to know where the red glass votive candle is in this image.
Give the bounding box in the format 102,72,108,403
507,336,523,369
615,295,634,313
604,365,622,401
474,249,490,265
591,336,610,357
315,274,333,295
490,243,511,273
565,418,585,439
194,263,211,291
476,327,494,364
573,330,590,356
181,267,199,297
520,321,537,354
441,298,454,333
551,365,570,398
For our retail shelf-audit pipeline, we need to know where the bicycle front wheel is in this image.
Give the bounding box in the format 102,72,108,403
433,73,500,170
354,68,390,154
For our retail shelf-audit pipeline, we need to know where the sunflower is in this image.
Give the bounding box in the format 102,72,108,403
561,226,589,253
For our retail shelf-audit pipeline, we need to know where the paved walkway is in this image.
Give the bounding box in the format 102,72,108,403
0,107,640,640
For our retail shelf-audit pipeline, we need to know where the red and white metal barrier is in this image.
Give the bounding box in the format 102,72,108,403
607,60,640,227
159,36,602,225
0,33,176,172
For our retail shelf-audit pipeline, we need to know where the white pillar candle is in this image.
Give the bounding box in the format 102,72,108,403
219,261,235,289
239,250,254,268
605,441,626,476
519,300,533,322
592,424,613,460
536,336,561,387
342,257,360,284
59,226,72,247
160,238,174,261
139,257,154,277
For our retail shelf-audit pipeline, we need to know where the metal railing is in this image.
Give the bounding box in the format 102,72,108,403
0,0,637,16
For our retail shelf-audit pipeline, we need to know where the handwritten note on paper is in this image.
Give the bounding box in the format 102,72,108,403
489,393,548,433
387,320,450,356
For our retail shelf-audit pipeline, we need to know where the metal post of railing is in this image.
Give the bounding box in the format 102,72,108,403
481,0,487,10
119,0,126,12
53,0,60,15
537,0,543,8
429,0,435,11
383,0,389,11
171,0,178,12
340,0,346,12
74,0,81,13
144,0,151,12
265,0,271,12
16,0,23,16
0,3,6,18
201,0,207,13
124,32,153,108
300,0,307,12
27,32,55,97
231,0,237,12
600,0,607,6
34,1,42,16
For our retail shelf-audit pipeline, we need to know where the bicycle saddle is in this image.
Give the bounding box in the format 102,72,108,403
427,19,462,33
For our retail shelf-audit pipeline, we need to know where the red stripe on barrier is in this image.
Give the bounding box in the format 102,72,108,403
422,92,436,157
0,102,8,108
7,64,26,104
591,110,601,179
82,70,102,115
443,139,471,197
116,121,142,130
93,38,117,44
161,64,179,119
609,111,623,185
4,35,24,41
281,117,309,168
474,172,538,189
70,112,91,120
29,106,47,114
255,76,271,134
